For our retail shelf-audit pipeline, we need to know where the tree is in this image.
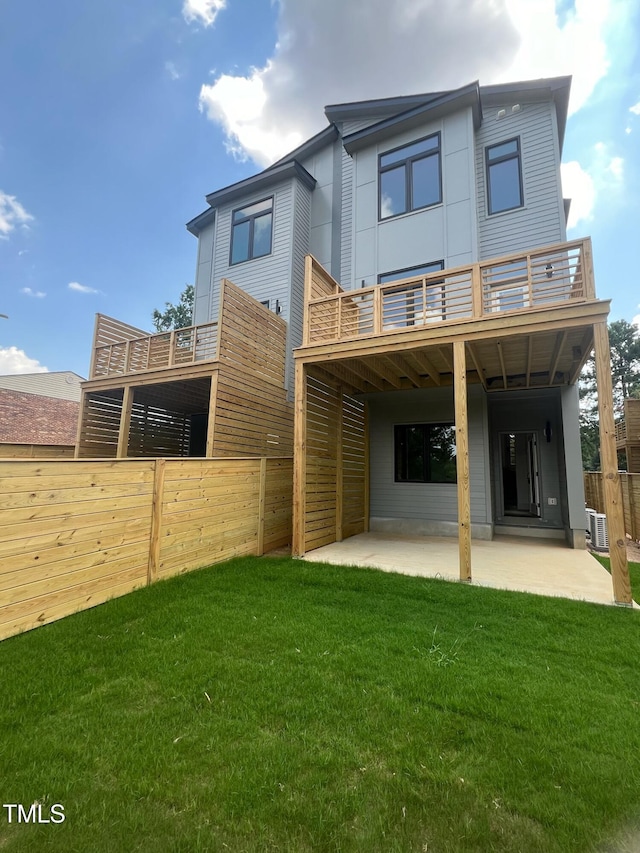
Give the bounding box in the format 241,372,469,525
579,319,640,470
151,284,194,332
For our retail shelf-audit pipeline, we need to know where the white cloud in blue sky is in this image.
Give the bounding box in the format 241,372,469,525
0,191,33,239
68,282,100,295
182,0,226,27
20,287,46,299
0,346,48,375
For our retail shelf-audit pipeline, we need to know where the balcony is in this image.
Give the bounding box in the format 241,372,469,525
89,315,218,379
303,239,596,347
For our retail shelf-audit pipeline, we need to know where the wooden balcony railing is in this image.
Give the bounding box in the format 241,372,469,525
304,238,596,346
616,421,627,445
90,315,218,379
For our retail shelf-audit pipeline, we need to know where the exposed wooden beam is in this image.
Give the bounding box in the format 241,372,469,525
342,359,387,391
438,346,453,373
367,357,402,389
453,341,471,582
548,330,567,386
311,363,363,395
496,340,508,389
384,354,423,388
407,350,442,385
467,343,487,392
593,322,631,604
568,328,594,384
525,336,533,387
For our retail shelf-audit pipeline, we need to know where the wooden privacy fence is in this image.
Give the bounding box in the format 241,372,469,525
584,472,640,542
0,456,292,641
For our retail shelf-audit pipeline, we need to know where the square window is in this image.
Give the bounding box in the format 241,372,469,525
379,134,442,220
230,198,273,264
394,423,457,483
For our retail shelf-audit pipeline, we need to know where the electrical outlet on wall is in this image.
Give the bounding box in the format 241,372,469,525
548,497,557,505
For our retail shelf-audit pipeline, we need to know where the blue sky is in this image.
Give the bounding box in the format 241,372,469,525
1,0,639,377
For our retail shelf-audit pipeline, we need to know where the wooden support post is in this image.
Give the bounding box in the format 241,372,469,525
205,371,219,457
257,457,267,556
453,341,471,582
292,361,307,556
374,287,383,335
471,263,482,318
336,386,343,542
363,401,370,533
116,386,133,458
148,457,166,585
74,390,86,458
168,330,176,367
593,321,632,604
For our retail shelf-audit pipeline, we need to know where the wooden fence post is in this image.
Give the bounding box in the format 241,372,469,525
336,386,343,542
257,457,267,556
593,322,632,604
148,458,166,585
453,341,471,582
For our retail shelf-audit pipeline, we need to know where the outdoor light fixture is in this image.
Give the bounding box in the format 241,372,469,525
544,420,553,443
545,263,554,278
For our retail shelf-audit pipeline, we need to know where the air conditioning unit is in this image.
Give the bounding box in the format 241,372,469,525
585,508,597,533
590,513,609,551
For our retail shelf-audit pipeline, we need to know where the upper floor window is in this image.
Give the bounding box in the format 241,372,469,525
230,198,273,264
486,138,523,215
379,134,442,220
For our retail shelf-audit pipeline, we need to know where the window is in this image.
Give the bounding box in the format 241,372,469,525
379,134,441,219
486,138,523,215
394,423,457,484
230,198,273,264
378,262,445,326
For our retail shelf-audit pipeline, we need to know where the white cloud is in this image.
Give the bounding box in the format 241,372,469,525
68,281,100,294
630,101,640,116
196,0,633,166
165,61,181,81
561,142,624,232
183,0,225,27
0,190,33,239
21,287,46,299
0,346,48,374
561,161,595,230
633,312,640,331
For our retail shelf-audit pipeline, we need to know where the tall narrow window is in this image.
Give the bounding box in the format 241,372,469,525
486,138,523,215
379,134,441,219
230,198,273,264
394,424,457,483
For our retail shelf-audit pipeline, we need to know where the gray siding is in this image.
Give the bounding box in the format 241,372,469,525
367,385,490,524
302,144,335,272
475,101,566,259
488,390,565,529
340,145,354,288
347,107,477,290
193,221,215,326
0,372,84,401
207,180,296,327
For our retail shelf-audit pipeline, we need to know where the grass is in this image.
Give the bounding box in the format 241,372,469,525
1,556,640,852
593,552,640,599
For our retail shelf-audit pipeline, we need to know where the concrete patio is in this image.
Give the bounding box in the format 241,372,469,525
302,532,627,607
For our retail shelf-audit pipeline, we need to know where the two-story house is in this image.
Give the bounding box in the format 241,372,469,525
186,75,630,603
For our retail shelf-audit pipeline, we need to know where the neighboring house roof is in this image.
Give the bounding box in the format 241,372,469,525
0,389,79,445
0,371,85,402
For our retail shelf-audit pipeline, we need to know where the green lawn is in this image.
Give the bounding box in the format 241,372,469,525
1,556,640,852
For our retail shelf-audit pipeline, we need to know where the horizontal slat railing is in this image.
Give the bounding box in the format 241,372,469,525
91,321,218,378
305,239,595,346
